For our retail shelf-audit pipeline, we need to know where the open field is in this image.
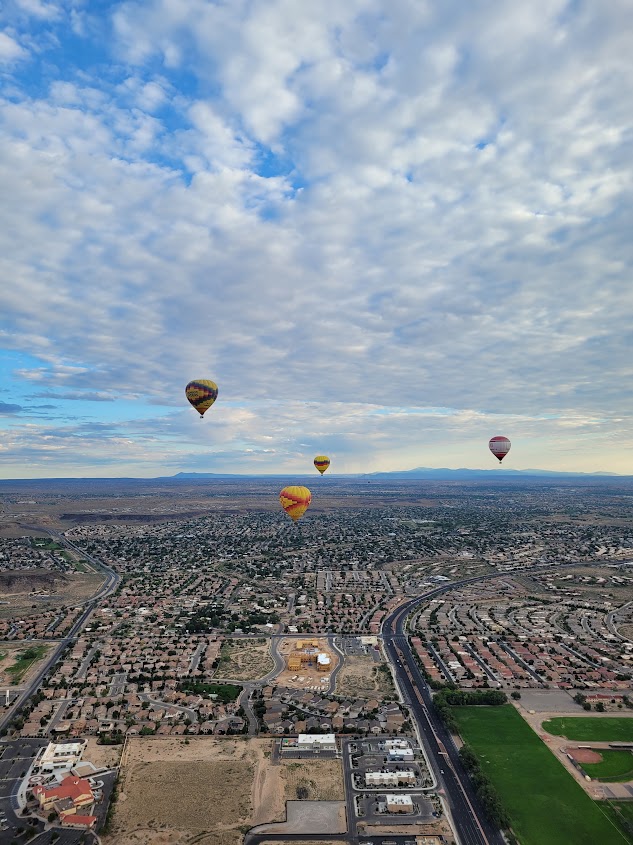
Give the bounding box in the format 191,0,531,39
281,759,344,801
543,717,633,742
0,643,50,686
334,654,394,699
108,736,344,845
581,750,633,782
83,736,122,769
110,737,261,845
218,639,275,680
604,803,633,842
0,570,104,619
453,704,629,845
5,645,47,683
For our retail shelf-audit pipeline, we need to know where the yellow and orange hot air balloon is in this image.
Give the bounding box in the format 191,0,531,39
185,379,218,417
280,486,312,523
314,455,330,475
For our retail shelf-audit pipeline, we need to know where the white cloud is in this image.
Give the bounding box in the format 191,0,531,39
0,31,27,62
0,0,632,475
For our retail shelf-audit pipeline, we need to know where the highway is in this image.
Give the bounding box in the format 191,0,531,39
382,598,505,845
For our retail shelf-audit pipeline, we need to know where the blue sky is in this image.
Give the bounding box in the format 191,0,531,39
1,0,632,478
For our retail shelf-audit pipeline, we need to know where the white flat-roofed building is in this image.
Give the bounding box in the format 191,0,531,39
385,794,414,813
38,741,87,772
366,769,416,787
388,747,414,761
297,733,337,751
384,739,410,750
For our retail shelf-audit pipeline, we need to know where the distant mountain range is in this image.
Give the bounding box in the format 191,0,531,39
0,468,629,485
362,467,623,480
171,467,625,480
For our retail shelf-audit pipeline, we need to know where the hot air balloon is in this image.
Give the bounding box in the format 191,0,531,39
314,455,330,475
280,486,312,522
489,435,511,463
185,380,218,417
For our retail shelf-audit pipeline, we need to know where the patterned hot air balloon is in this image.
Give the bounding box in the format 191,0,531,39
185,380,218,417
280,486,312,522
489,435,511,463
314,455,330,475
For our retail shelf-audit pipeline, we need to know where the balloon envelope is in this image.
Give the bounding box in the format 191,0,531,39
186,380,218,417
280,486,312,522
314,455,330,475
489,435,511,463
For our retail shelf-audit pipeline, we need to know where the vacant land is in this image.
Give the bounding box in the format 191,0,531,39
83,736,121,770
335,654,394,699
281,760,344,801
581,751,633,782
0,643,50,686
110,737,262,845
108,737,343,845
542,717,633,742
0,570,104,619
453,705,629,845
218,639,275,680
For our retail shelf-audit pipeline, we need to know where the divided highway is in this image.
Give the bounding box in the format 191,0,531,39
382,597,505,845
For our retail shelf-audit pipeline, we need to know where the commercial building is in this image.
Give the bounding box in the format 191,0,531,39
366,769,416,787
38,741,86,773
297,733,337,751
385,793,414,814
388,747,414,761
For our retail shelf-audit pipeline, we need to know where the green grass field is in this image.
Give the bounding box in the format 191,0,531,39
453,705,629,845
604,803,633,842
542,717,633,742
582,750,633,782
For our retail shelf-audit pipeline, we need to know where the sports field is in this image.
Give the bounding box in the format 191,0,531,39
542,717,633,742
453,705,629,845
604,803,633,842
582,750,633,782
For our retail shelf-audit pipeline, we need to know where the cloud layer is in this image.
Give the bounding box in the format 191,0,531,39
1,0,632,476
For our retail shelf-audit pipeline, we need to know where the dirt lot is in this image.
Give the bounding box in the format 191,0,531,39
107,737,347,845
0,571,104,620
275,637,338,691
83,736,122,769
335,654,394,699
281,760,344,801
217,639,275,680
0,643,51,686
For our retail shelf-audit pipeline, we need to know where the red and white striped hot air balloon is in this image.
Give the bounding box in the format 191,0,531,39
488,435,511,464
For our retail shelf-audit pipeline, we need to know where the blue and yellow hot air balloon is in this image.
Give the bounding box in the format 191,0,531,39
280,486,312,522
314,455,330,475
185,379,218,418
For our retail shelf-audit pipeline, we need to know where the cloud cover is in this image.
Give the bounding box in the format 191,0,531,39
0,0,632,476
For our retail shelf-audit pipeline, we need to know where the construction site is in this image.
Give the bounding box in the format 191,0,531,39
276,638,339,690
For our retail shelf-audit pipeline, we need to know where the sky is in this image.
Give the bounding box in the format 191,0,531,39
1,0,632,478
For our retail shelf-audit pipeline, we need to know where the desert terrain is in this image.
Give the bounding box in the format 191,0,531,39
334,654,395,698
107,735,344,845
217,639,275,680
